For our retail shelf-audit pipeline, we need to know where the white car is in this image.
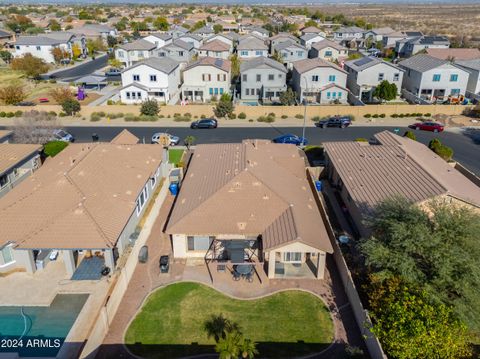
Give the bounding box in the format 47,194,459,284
151,132,180,146
53,129,75,142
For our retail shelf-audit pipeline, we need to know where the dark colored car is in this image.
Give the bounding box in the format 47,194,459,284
190,118,218,129
408,121,444,133
272,134,308,146
159,255,169,273
15,101,36,106
138,245,148,263
316,116,352,128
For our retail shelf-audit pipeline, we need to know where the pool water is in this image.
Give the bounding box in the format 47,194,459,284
0,294,89,357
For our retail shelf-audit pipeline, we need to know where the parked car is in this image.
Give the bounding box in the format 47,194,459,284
159,255,169,273
105,67,121,76
272,134,308,146
408,121,444,133
53,129,75,142
15,101,36,107
138,245,148,263
316,116,352,128
190,118,217,129
151,132,180,146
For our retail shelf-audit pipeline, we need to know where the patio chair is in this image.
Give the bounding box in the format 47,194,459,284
245,271,254,283
232,270,241,281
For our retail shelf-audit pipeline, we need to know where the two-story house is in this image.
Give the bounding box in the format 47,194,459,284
142,33,173,49
457,59,480,96
344,56,404,103
272,41,307,69
333,26,364,48
364,27,395,44
292,57,349,104
115,39,157,67
300,33,326,50
382,30,423,49
193,25,215,39
14,32,86,63
237,37,269,59
300,26,326,37
268,33,299,52
240,56,287,103
178,34,204,49
399,54,470,102
397,36,450,58
157,39,194,66
119,57,181,104
168,25,190,39
309,39,348,62
198,40,231,59
182,56,231,102
204,34,234,51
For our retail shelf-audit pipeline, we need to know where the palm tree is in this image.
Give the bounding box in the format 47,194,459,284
240,338,258,359
215,330,242,359
184,135,196,150
204,314,241,342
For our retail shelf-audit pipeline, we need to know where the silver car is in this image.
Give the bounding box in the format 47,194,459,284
151,132,180,146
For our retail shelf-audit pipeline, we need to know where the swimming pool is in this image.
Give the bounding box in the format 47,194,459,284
0,294,89,357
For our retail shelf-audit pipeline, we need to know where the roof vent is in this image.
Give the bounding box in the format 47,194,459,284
237,222,247,230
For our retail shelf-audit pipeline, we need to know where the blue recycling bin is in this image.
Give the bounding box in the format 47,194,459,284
315,180,322,192
169,183,178,196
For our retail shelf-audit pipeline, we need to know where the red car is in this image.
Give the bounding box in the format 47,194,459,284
408,121,444,133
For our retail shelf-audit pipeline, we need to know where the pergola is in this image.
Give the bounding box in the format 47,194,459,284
204,238,264,283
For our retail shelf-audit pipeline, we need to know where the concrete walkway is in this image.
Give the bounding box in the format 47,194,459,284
94,195,365,359
88,85,121,107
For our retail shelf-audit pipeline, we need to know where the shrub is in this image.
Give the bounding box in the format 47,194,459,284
238,112,247,119
173,116,191,122
61,99,81,115
424,113,431,117
295,114,304,119
14,110,22,117
355,137,368,142
364,114,372,118
268,112,276,118
214,93,234,118
257,115,275,123
372,114,379,118
49,87,74,104
59,112,66,117
44,141,68,157
183,112,192,118
6,112,15,118
124,113,136,121
0,84,26,105
311,116,321,122
159,114,165,118
107,99,114,105
403,131,416,141
90,113,101,122
391,113,398,118
48,111,57,117
140,99,159,116
200,114,206,119
434,144,454,161
379,113,386,118
399,113,405,118
0,112,6,117
281,115,288,119
248,119,253,122
228,113,236,119
96,111,106,117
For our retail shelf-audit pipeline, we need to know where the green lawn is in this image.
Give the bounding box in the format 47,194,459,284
168,149,184,166
125,282,334,358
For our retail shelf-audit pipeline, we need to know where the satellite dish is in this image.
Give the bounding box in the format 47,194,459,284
159,134,171,147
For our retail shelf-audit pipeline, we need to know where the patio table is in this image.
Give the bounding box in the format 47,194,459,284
234,264,253,275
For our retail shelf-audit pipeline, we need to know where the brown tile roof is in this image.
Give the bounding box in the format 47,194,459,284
185,56,231,72
293,57,347,74
166,140,333,253
199,39,230,52
324,131,480,214
0,136,162,250
426,48,480,61
0,143,41,176
110,129,140,144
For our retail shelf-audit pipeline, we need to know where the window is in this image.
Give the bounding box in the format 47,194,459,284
378,73,384,81
332,92,337,97
178,51,184,56
138,51,144,57
0,244,14,266
325,50,332,57
150,175,156,188
450,74,458,82
451,88,461,95
137,92,141,99
326,92,331,99
215,51,221,57
209,88,213,95
36,46,41,51
187,236,214,251
255,50,263,56
118,51,124,58
297,51,303,57
153,92,164,97
133,74,140,81
283,252,302,263
150,75,157,82
312,75,319,82
136,185,149,215
241,50,248,56
219,88,224,94
202,74,211,81
328,75,336,82
393,73,400,81
338,92,342,98
242,74,247,82
256,88,260,95
126,92,131,99
214,88,219,95
159,52,165,57
256,74,261,82
268,74,274,81
432,74,441,82
15,45,20,50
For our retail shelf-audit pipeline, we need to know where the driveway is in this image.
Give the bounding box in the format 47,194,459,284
44,54,108,81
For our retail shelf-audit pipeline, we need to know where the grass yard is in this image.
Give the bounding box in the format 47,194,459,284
125,282,334,358
168,149,184,166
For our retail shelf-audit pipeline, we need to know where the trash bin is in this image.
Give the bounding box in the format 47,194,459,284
92,133,99,142
169,183,178,196
315,180,322,192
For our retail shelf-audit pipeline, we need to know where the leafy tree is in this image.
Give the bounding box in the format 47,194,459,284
51,47,70,63
429,138,454,161
78,10,95,20
271,50,284,64
191,20,206,32
61,98,81,116
368,277,472,359
229,54,240,80
114,20,127,31
11,54,49,79
303,20,318,28
25,27,45,35
0,84,26,104
71,43,82,59
49,87,74,104
403,130,416,141
361,197,480,332
140,98,159,116
106,35,117,48
49,19,61,31
213,24,223,34
184,135,195,150
347,52,362,60
0,50,13,64
214,93,234,118
153,16,169,31
6,15,34,32
279,88,296,106
108,58,122,68
215,331,242,359
86,38,105,57
373,80,397,102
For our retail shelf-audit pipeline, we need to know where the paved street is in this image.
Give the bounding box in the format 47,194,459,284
64,125,480,174
44,54,108,80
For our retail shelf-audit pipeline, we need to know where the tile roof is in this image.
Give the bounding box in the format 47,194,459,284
199,39,230,52
301,26,322,33
269,32,298,42
0,29,12,38
345,56,402,72
293,57,347,74
166,140,333,253
185,56,231,72
274,40,306,52
16,34,74,46
311,39,347,52
0,130,12,142
0,144,41,176
124,57,179,74
147,33,173,41
0,135,162,250
119,39,157,51
110,129,140,144
300,33,324,41
164,39,194,51
240,56,287,73
237,37,268,51
457,59,480,71
368,27,395,35
399,54,449,72
323,131,480,214
426,48,480,61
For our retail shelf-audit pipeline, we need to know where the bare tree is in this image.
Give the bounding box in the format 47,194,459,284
12,111,61,144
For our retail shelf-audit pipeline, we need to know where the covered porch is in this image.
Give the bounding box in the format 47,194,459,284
182,86,206,103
